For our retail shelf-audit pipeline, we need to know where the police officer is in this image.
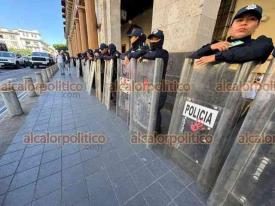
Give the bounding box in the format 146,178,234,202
141,29,169,134
86,49,94,61
190,4,274,65
122,28,148,65
100,43,121,103
96,43,109,60
104,43,121,60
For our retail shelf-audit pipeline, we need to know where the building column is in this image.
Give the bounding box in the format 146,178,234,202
106,0,121,50
71,30,76,56
78,7,88,51
68,38,73,56
84,0,98,49
74,31,78,55
75,20,82,53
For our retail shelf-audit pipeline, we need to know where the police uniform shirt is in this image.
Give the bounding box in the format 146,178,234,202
190,35,274,64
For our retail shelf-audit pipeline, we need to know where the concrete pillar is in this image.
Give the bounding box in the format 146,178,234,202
67,39,71,56
41,69,49,83
46,68,51,79
106,0,121,49
35,72,44,94
78,7,89,51
74,29,79,55
84,0,98,49
49,67,54,77
35,72,44,85
152,0,221,53
23,76,37,97
69,38,73,57
0,80,23,117
72,31,77,55
75,20,83,52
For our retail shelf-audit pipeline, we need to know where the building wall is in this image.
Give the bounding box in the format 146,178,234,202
121,9,153,51
0,27,51,52
234,0,275,73
0,29,21,49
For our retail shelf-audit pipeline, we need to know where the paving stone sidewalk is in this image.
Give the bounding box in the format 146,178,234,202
0,67,208,206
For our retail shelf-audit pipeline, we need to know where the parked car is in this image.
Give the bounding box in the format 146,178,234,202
16,54,26,67
23,56,32,67
0,51,19,69
30,51,50,68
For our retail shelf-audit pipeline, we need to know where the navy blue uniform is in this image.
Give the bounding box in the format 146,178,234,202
122,39,148,60
190,35,273,64
103,43,121,60
143,29,169,134
121,29,148,60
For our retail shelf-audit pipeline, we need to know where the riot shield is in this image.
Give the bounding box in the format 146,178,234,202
116,59,137,125
76,59,80,77
83,60,90,89
95,59,104,101
167,58,258,191
208,59,275,206
102,59,114,110
129,59,163,145
87,60,96,95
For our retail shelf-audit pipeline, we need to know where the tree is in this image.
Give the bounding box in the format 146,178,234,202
9,48,32,56
53,43,68,52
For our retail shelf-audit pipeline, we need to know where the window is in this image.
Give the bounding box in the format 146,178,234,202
10,35,16,40
26,41,30,45
212,0,237,41
0,52,15,57
0,34,3,39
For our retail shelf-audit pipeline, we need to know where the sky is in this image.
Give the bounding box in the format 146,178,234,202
0,0,65,45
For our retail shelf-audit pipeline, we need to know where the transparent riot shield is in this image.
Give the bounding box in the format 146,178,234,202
81,59,85,76
167,58,258,191
102,60,114,110
129,59,163,145
70,58,73,68
116,59,137,125
76,59,80,77
95,59,104,101
87,60,96,95
83,60,90,89
208,59,275,206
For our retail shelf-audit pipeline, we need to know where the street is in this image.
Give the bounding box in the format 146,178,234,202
0,66,39,110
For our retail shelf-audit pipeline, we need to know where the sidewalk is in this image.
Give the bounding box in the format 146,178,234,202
0,67,208,206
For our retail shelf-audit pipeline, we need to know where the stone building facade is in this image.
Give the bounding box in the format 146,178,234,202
0,27,53,52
